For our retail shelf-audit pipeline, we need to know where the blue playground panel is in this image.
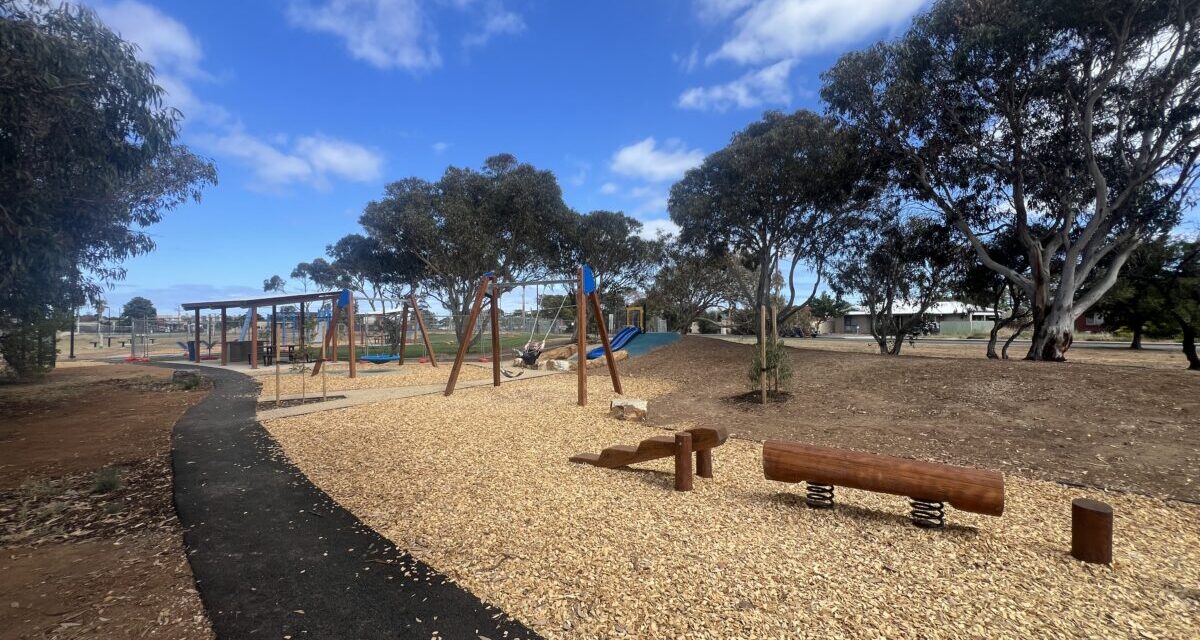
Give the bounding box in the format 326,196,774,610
622,332,681,357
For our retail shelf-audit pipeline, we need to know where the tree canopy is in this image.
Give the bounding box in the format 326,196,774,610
1,1,215,375
669,109,876,338
359,154,570,338
823,0,1200,360
120,296,157,320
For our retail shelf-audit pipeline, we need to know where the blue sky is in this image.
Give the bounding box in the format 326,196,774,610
84,0,932,315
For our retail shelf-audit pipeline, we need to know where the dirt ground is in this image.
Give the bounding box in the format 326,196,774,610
771,335,1191,370
625,337,1200,502
0,364,213,640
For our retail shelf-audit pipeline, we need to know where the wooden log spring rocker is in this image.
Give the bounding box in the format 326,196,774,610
762,440,1004,528
570,427,728,491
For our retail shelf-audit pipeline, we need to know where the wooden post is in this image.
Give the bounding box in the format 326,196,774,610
696,448,713,479
274,317,281,408
347,297,357,379
410,294,437,367
759,305,767,404
331,302,339,363
220,307,228,366
1071,498,1113,564
490,277,501,386
398,302,409,366
250,306,258,369
68,313,75,359
299,303,305,361
674,431,694,491
770,305,779,393
445,275,491,396
576,267,588,407
194,308,201,363
271,305,277,356
588,291,623,395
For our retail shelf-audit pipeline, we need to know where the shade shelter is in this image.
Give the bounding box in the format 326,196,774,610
181,290,357,378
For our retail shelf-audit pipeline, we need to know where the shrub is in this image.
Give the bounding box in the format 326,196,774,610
91,467,122,494
747,336,792,393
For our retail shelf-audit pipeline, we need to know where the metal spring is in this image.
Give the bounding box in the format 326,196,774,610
805,483,835,509
910,499,945,528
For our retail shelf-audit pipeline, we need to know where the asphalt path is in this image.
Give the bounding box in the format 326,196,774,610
165,363,539,639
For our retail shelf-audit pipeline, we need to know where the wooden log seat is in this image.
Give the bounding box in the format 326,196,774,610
762,440,1004,527
570,426,728,491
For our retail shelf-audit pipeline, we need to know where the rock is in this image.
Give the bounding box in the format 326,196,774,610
549,359,572,372
610,398,648,421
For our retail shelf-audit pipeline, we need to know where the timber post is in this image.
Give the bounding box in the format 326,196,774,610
220,307,227,365
674,431,694,491
1071,498,1113,564
576,266,587,406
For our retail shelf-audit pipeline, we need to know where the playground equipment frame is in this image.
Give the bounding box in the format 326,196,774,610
444,265,622,406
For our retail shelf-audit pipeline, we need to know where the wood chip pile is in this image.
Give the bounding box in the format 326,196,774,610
256,361,491,397
264,375,1200,639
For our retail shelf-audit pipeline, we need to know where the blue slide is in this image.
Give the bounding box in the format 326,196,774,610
587,326,641,359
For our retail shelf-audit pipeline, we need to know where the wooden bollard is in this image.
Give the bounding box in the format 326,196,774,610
696,448,713,479
674,431,693,491
1071,498,1113,564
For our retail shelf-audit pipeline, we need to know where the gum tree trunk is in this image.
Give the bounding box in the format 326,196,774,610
1181,322,1200,371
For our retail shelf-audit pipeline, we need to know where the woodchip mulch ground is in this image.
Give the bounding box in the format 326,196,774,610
255,361,492,397
264,373,1200,639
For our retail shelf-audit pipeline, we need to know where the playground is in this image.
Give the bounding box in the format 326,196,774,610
261,342,1199,638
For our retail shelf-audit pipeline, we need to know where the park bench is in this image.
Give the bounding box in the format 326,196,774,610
762,440,1004,528
570,426,728,491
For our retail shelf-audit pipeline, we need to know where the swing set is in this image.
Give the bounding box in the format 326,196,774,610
444,265,622,406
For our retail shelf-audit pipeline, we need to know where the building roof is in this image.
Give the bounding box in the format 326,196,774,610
843,301,997,317
181,290,343,310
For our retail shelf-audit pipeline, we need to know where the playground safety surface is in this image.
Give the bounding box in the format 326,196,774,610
262,349,1199,639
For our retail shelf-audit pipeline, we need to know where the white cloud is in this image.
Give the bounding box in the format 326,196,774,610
706,0,926,65
695,0,754,22
431,141,450,154
598,182,620,195
287,0,525,71
91,0,230,124
198,131,382,190
463,2,526,48
89,1,384,193
629,185,670,214
287,0,440,71
678,59,795,111
673,46,701,73
296,135,384,182
611,138,704,183
638,218,680,240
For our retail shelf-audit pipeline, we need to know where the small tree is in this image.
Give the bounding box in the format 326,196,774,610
833,209,962,355
1093,239,1178,349
645,246,742,334
121,296,157,320
263,275,287,293
747,335,792,395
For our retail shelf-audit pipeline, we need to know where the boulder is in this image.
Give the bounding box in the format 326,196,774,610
610,398,648,421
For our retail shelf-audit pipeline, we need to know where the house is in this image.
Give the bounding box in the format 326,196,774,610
1075,311,1105,333
834,301,998,335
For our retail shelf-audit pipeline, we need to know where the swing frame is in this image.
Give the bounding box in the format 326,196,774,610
444,265,622,406
397,292,438,367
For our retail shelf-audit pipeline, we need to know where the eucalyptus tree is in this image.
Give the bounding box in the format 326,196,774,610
823,0,1200,360
646,246,742,334
669,110,876,341
832,207,963,356
359,154,569,340
0,1,216,375
554,210,665,312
